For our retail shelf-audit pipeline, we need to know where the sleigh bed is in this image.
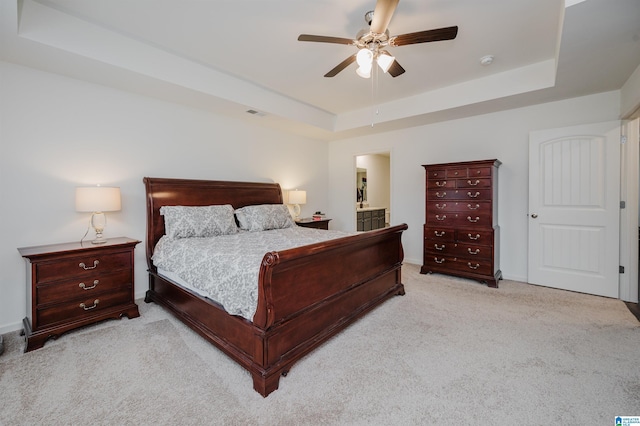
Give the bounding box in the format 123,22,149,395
143,177,407,397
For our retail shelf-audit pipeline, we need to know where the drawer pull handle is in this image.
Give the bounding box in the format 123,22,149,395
453,171,459,176
434,257,445,264
468,233,481,240
467,203,480,210
80,299,99,310
467,216,480,223
467,262,480,270
79,260,99,270
468,248,480,255
435,181,447,187
434,231,446,237
435,203,446,209
436,215,446,221
467,179,480,186
435,244,445,251
467,191,480,198
79,280,99,290
435,191,446,198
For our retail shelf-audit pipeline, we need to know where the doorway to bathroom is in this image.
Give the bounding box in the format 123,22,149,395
355,152,390,231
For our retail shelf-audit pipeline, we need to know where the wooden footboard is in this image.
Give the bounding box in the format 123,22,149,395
251,224,407,395
143,177,407,397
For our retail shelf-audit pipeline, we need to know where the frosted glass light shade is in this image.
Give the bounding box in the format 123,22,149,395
377,53,395,73
356,65,371,79
75,186,121,212
356,48,373,68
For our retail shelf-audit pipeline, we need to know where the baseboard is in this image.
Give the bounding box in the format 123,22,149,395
0,320,23,335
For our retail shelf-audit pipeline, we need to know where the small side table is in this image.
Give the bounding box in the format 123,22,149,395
296,218,332,230
18,237,140,352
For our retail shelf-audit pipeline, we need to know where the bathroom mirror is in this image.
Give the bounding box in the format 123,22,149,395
356,168,367,202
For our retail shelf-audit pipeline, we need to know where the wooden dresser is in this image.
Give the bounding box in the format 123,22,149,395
420,159,502,287
18,237,140,351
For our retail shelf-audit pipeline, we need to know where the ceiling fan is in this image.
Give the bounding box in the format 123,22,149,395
298,0,458,79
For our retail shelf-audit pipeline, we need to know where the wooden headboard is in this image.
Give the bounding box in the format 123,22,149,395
143,177,283,270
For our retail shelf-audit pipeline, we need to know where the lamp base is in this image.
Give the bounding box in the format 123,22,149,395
91,213,107,244
92,227,107,244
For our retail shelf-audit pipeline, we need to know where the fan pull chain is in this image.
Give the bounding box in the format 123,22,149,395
371,63,379,127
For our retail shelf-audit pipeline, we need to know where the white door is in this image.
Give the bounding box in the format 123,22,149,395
528,121,620,298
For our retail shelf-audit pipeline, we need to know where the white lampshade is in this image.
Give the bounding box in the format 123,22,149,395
288,190,307,205
75,186,121,212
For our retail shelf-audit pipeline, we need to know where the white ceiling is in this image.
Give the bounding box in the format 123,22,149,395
1,0,639,140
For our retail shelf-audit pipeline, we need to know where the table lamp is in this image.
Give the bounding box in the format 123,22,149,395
75,186,121,244
288,189,306,220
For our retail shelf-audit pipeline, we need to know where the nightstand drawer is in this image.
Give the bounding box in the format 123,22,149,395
36,269,133,306
36,286,132,328
35,251,132,283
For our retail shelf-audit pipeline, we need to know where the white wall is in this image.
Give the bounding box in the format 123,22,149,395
328,91,621,282
0,61,328,332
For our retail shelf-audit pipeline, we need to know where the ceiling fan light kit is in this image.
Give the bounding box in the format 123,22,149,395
297,0,458,79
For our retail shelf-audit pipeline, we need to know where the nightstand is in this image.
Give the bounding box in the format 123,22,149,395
18,237,140,352
296,218,332,230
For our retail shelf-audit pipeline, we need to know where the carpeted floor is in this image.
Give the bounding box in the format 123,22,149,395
1,263,639,425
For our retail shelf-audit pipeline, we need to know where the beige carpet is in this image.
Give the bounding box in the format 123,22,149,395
1,263,639,425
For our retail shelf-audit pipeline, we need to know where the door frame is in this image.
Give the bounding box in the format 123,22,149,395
353,150,392,231
620,117,639,303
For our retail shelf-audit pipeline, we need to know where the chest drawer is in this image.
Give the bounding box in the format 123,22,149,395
423,255,494,277
454,243,492,259
429,201,491,214
427,179,455,189
35,251,132,283
36,268,133,306
467,167,492,178
456,178,492,189
458,229,494,245
427,189,493,200
427,169,446,179
427,212,492,228
36,287,133,328
424,226,455,242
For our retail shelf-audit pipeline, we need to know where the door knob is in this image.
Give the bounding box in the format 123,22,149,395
531,213,538,218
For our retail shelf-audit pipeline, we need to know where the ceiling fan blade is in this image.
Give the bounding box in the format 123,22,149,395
370,0,399,35
387,60,405,77
324,54,357,77
391,26,458,46
298,34,355,45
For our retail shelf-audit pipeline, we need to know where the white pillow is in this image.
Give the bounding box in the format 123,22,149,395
234,204,295,232
160,205,238,239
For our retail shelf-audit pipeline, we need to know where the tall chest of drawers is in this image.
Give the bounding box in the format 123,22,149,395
420,159,502,287
18,237,140,352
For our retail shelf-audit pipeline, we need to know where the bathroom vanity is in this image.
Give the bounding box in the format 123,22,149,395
356,207,386,232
